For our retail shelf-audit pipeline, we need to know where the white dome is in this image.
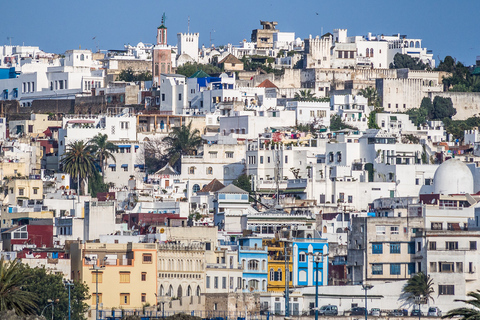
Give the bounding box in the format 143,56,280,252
433,159,473,195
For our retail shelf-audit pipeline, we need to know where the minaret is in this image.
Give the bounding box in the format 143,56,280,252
152,12,172,87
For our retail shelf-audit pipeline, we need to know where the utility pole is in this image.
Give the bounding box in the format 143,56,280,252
284,240,290,317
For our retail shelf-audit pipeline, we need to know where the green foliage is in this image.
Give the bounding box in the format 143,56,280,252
176,63,221,77
443,290,480,320
60,140,96,195
0,257,37,315
436,56,480,92
358,87,380,108
443,116,480,140
117,68,152,82
88,169,109,197
402,272,435,304
368,111,380,129
294,89,315,101
330,114,358,131
143,137,167,173
232,174,251,193
287,50,298,57
432,96,456,119
89,133,118,181
389,53,428,70
162,122,203,168
22,266,90,320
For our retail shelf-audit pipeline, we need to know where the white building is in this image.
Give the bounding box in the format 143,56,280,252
159,74,188,115
177,33,199,64
286,101,330,128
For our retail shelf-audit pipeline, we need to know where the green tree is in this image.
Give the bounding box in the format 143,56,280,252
294,89,316,101
389,53,428,70
88,170,109,197
443,290,480,320
330,114,358,131
358,87,380,108
162,122,203,168
0,257,38,316
368,111,380,129
232,174,251,193
22,266,90,320
402,272,435,307
89,133,118,181
117,68,152,82
60,140,96,195
176,63,221,77
432,96,456,119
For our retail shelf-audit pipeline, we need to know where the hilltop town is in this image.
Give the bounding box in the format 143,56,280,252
1,19,480,320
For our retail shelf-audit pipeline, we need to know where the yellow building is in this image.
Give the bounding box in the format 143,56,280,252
4,177,43,205
70,242,157,311
263,239,292,292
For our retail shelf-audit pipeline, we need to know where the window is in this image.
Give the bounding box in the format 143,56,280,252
33,188,38,195
260,156,263,164
222,277,226,289
408,242,415,254
285,156,288,163
408,263,415,275
248,260,259,270
28,125,33,133
120,272,130,283
431,222,442,230
179,93,182,101
299,253,306,262
415,178,420,185
372,264,383,275
143,254,152,263
92,272,103,283
141,272,146,281
390,263,401,275
209,152,217,158
162,93,165,101
456,262,463,273
189,167,195,174
120,293,130,305
376,226,386,235
207,167,213,175
470,241,477,250
214,276,218,289
440,262,454,273
123,165,128,172
390,243,401,254
92,293,102,305
18,189,24,196
390,226,399,234
348,195,353,203
141,293,146,302
226,152,234,158
111,166,116,172
430,262,437,272
446,242,458,250
439,285,454,295
372,243,383,254
206,276,210,288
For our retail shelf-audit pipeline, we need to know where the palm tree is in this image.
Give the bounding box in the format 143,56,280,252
61,140,96,195
162,122,202,167
89,133,118,181
0,257,38,315
402,272,435,311
358,87,379,108
294,89,316,101
443,290,480,319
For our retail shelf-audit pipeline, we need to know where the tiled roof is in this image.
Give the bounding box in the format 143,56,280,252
219,54,242,65
217,184,248,194
199,179,225,193
257,79,278,88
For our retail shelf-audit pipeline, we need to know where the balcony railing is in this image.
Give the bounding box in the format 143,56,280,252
84,258,133,266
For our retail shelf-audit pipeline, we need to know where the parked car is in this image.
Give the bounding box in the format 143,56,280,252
350,307,366,316
428,307,442,317
318,305,338,316
392,309,408,316
370,308,381,316
411,309,424,317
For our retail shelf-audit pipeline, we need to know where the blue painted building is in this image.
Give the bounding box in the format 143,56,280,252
238,237,268,292
292,238,329,287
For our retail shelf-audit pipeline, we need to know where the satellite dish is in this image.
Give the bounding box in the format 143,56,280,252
122,108,129,114
396,180,401,185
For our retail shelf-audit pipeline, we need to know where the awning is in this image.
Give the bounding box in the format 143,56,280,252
118,145,131,148
134,145,139,149
134,164,145,169
109,164,116,168
66,120,95,124
121,164,128,168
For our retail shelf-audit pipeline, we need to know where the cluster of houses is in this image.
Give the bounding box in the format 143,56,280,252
1,19,480,319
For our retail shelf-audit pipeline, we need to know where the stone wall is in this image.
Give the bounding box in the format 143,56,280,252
204,292,260,314
428,91,480,120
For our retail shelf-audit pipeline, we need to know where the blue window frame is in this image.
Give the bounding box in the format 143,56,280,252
390,243,401,254
372,243,383,254
372,264,383,275
408,242,415,254
408,263,415,275
390,263,401,275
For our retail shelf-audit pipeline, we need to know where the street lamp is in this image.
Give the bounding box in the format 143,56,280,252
308,251,328,320
90,263,105,320
156,294,171,319
41,299,58,320
362,283,374,320
64,279,75,320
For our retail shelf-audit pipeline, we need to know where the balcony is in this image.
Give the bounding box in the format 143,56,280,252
83,258,133,266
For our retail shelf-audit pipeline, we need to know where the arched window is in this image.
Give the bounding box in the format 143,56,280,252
299,270,307,282
262,280,266,291
187,285,192,296
277,268,282,281
415,41,420,48
370,48,374,57
177,285,183,298
410,41,414,48
270,268,274,281
159,285,164,296
189,167,195,174
196,286,201,296
262,260,266,271
80,54,84,61
192,184,200,193
328,152,334,163
337,152,342,162
248,260,259,270
366,48,369,58
168,285,173,296
207,167,213,175
242,259,246,269
248,279,259,291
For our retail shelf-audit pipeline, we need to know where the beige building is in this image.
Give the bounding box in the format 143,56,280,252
70,242,157,312
4,177,43,206
9,114,61,138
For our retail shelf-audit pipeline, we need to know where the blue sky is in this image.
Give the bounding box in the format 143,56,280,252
2,0,479,66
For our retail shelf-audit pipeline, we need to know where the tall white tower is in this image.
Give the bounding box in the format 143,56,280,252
177,33,199,62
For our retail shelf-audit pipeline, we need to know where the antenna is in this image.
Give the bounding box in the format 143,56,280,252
6,37,13,46
209,30,215,47
188,16,190,33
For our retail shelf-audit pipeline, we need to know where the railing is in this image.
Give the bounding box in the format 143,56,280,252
240,246,266,251
83,258,133,266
